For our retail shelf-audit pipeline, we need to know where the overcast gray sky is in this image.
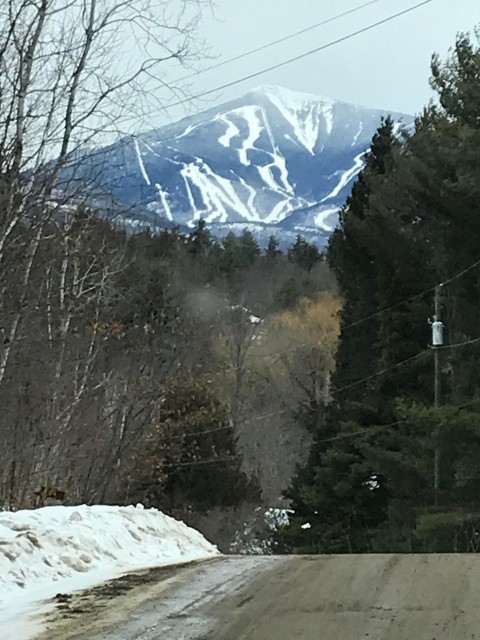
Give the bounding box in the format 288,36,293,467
166,0,480,120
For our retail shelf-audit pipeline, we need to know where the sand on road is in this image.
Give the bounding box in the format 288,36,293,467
35,554,480,640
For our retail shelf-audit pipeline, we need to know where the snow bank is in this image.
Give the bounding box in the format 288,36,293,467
0,504,218,613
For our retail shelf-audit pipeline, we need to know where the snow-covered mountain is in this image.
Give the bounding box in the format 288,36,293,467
78,85,413,246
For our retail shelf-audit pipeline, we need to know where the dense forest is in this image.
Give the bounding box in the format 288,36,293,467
3,0,480,555
0,0,340,549
284,30,480,553
0,210,338,546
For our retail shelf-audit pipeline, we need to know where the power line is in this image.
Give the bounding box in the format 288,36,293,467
454,397,480,411
136,332,480,437
260,397,480,453
316,419,404,445
314,396,480,446
5,253,480,388
341,285,437,331
244,328,480,428
164,0,436,110
244,348,427,426
246,251,480,364
175,0,386,83
260,288,435,363
160,393,480,469
152,397,480,470
180,424,234,438
340,254,480,332
162,456,236,468
153,423,235,444
439,336,480,350
330,350,424,395
38,320,480,455
441,258,480,286
22,356,480,476
340,254,480,333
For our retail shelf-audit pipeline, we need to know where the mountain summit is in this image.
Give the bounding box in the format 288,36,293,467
85,85,413,245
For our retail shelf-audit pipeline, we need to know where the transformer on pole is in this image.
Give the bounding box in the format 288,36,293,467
432,320,444,347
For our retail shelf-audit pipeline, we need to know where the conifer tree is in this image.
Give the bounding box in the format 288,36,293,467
287,234,321,271
284,32,480,553
265,234,281,261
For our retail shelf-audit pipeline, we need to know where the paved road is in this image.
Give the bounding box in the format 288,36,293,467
36,554,480,639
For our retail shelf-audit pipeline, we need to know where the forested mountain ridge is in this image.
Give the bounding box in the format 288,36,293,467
71,85,412,247
283,30,480,554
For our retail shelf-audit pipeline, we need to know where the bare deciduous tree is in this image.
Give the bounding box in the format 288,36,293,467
0,0,211,507
0,0,209,380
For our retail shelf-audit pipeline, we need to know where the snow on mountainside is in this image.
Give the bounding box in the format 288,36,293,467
77,85,413,246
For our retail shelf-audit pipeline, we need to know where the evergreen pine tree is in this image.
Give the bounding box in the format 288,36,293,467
265,234,281,260
287,235,321,271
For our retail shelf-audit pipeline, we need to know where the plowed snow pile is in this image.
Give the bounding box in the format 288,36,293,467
0,504,218,637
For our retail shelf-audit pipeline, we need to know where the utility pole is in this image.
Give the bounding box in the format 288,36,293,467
431,284,444,503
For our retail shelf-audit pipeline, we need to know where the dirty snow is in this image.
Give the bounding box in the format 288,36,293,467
0,504,218,639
